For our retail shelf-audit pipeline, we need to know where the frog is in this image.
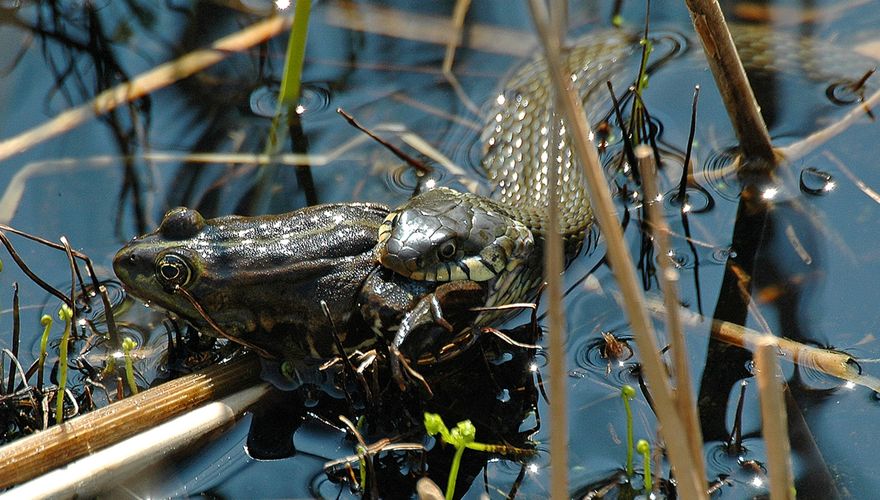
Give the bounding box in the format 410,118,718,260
113,203,388,363
113,202,488,390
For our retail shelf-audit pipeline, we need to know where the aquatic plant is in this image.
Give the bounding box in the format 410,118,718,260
424,412,532,500
37,314,52,391
122,337,139,395
55,304,73,425
278,0,312,107
621,384,636,476
637,439,652,492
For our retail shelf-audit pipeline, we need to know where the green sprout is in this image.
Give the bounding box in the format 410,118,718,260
637,439,652,492
424,413,529,500
37,314,52,389
122,337,139,395
621,385,636,476
278,0,312,108
55,304,73,425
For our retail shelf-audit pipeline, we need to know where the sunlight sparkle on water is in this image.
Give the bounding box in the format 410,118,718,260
275,0,290,10
529,363,538,372
761,187,778,200
425,179,437,189
496,94,506,105
751,476,764,488
527,463,539,474
845,381,856,389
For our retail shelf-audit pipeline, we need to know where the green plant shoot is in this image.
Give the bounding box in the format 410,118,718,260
621,385,636,476
424,413,531,499
637,439,651,492
55,304,73,425
278,0,312,108
122,337,139,395
37,314,52,389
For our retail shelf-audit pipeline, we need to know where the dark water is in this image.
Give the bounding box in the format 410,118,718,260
0,0,879,498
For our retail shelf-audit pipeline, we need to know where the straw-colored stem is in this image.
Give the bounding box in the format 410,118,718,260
0,383,269,499
0,354,262,489
533,2,570,497
753,338,795,499
683,0,775,168
526,1,706,497
636,145,706,483
0,15,294,163
779,87,880,162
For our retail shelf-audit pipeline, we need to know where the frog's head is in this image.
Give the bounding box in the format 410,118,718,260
113,207,212,325
376,187,534,282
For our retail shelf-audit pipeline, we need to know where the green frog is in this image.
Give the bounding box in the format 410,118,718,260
114,203,389,363
113,203,488,384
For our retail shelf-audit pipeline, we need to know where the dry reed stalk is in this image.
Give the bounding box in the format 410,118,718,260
534,1,570,495
636,145,707,485
0,383,270,498
711,320,880,391
442,0,480,115
526,1,706,498
324,0,534,57
683,0,776,168
753,338,795,499
0,15,295,164
0,354,262,489
643,299,880,391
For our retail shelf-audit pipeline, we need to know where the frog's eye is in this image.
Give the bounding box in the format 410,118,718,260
437,240,457,261
155,253,192,289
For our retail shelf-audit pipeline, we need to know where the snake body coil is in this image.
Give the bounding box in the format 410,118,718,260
377,26,876,316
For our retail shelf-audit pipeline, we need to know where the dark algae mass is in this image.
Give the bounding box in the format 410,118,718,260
0,1,879,498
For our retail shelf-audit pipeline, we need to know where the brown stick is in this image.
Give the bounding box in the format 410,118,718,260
0,354,262,489
684,0,776,168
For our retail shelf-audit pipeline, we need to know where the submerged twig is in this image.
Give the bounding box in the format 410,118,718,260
337,108,432,174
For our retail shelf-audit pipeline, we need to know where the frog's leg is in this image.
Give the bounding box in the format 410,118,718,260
389,280,486,392
359,267,486,392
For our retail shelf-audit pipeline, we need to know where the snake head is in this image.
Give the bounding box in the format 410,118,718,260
377,187,534,282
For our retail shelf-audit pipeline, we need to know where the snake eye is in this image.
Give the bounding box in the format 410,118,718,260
438,240,457,260
155,253,192,289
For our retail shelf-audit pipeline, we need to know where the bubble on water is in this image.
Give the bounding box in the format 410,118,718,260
249,84,331,118
710,246,737,264
660,248,696,269
663,186,714,214
799,167,835,195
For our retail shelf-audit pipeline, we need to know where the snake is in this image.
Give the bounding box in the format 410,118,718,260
374,24,876,319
